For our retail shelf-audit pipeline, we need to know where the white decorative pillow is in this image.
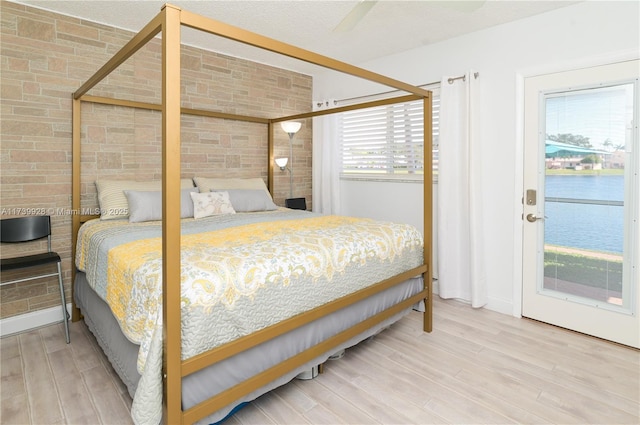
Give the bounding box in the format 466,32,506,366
124,188,198,223
95,179,194,220
190,191,236,219
193,177,271,197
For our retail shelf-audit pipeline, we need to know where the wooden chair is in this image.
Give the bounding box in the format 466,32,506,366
1,215,70,343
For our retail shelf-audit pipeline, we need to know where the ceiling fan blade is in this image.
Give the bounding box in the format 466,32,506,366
334,1,378,33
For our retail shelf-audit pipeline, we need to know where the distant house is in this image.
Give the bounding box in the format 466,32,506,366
545,140,609,170
609,150,626,169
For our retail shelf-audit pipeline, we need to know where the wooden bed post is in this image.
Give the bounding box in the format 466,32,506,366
423,96,433,332
161,4,183,424
70,2,163,323
267,121,274,195
71,97,82,322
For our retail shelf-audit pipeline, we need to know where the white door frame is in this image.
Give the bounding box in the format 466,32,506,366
513,49,640,318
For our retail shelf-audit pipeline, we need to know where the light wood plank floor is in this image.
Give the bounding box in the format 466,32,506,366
1,298,638,424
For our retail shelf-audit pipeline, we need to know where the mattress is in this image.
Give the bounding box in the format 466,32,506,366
75,210,425,424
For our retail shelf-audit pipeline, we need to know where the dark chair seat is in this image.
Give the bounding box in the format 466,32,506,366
1,252,62,271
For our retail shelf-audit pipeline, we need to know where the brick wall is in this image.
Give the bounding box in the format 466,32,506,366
0,2,313,319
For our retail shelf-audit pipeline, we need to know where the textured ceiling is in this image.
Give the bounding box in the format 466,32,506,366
14,0,580,75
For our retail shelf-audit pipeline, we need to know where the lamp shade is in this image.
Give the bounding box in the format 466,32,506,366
275,157,288,168
280,121,302,134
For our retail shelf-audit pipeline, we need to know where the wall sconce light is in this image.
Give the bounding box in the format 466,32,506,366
280,121,301,199
275,157,288,171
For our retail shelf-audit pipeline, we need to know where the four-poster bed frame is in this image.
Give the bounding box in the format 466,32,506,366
71,4,433,424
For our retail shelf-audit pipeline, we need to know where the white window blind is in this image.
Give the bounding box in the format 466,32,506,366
340,88,440,180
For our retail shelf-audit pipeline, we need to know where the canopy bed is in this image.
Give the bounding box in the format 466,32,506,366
71,4,433,424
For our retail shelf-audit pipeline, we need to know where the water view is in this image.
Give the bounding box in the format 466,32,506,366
543,173,624,305
544,174,624,254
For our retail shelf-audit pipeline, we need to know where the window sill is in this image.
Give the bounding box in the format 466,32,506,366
340,174,438,184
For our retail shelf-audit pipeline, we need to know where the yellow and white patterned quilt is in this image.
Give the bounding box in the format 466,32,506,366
76,210,423,424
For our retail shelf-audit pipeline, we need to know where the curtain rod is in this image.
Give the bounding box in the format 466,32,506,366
323,72,479,107
447,71,479,85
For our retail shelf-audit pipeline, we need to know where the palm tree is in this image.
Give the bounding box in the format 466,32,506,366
547,133,593,148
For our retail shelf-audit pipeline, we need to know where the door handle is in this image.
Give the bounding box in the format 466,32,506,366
526,213,546,223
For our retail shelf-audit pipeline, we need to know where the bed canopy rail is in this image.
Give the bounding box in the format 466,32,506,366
71,3,432,424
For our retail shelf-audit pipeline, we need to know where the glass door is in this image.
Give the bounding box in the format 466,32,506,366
522,60,639,348
543,84,633,310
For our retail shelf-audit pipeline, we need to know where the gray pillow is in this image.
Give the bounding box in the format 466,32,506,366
212,189,277,212
124,188,198,223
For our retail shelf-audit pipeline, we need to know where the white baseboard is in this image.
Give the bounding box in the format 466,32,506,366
0,303,71,338
485,296,514,316
431,280,515,317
